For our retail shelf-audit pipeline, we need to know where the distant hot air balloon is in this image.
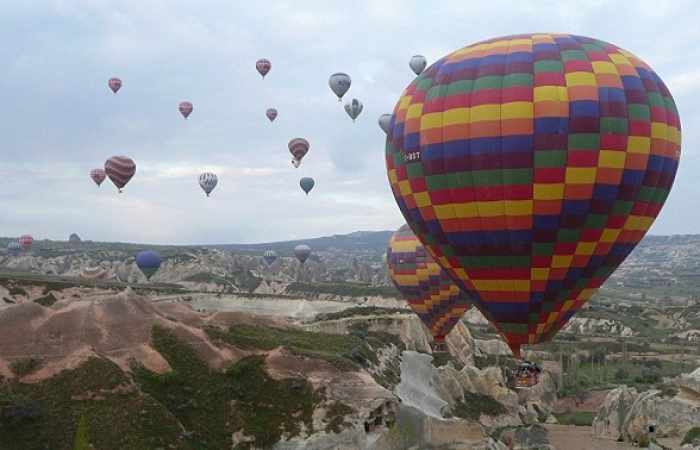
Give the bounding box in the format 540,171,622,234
7,241,21,256
266,108,278,122
19,235,33,252
300,177,315,195
288,138,310,166
291,158,301,168
178,101,193,119
69,233,82,246
329,73,351,102
104,156,136,193
387,224,472,349
294,245,312,264
408,55,427,75
263,249,277,266
90,168,106,187
256,59,271,78
108,77,122,94
344,98,363,122
199,172,218,197
386,33,682,358
135,250,161,281
378,114,392,134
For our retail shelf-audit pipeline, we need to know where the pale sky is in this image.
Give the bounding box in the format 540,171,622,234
1,0,698,244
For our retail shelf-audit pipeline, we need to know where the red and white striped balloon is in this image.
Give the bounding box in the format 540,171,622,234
104,156,136,193
90,168,106,186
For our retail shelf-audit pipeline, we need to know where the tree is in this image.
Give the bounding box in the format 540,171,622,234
72,414,91,450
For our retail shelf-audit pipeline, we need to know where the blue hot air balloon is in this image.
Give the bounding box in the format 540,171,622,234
135,250,161,280
300,177,315,195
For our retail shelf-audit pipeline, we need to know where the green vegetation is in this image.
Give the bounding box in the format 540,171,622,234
316,306,408,321
683,427,700,445
133,326,322,449
10,358,43,377
0,357,186,450
286,281,399,298
72,414,91,450
33,292,57,307
553,411,595,426
451,392,507,420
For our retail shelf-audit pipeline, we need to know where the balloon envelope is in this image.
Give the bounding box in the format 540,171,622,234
409,55,427,75
90,168,106,186
344,98,363,122
385,33,682,357
300,177,315,195
108,77,122,93
294,245,312,264
7,241,21,256
288,138,310,161
199,172,218,196
263,249,277,266
105,156,136,192
266,108,278,122
328,73,351,101
387,224,471,343
378,114,392,134
256,59,271,78
178,101,193,119
18,235,33,251
135,250,161,280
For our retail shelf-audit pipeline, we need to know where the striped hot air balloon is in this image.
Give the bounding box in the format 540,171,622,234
104,156,136,193
90,168,106,186
263,249,277,267
289,138,310,167
385,33,681,358
7,241,21,256
387,225,472,349
198,172,218,197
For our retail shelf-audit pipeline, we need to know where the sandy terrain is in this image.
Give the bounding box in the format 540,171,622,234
546,425,682,450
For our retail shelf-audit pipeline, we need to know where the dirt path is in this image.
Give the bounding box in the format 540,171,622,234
545,425,682,450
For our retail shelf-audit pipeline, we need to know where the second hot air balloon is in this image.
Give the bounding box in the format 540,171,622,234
294,245,312,264
387,225,471,350
90,168,106,187
289,138,310,168
386,33,682,358
266,108,278,122
329,73,351,102
105,156,136,193
179,101,193,119
300,177,315,195
344,99,363,122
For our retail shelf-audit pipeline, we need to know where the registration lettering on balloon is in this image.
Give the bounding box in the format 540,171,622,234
405,151,421,162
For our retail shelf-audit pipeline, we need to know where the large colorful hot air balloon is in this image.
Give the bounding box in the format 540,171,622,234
387,225,472,348
385,34,681,358
199,172,218,197
90,168,106,187
179,101,193,119
7,241,21,256
378,114,392,134
263,249,277,266
289,138,310,167
135,250,161,281
18,235,33,252
108,77,122,94
329,73,351,101
409,55,427,75
300,177,315,195
266,108,278,122
256,59,271,78
105,156,136,193
294,244,312,264
344,99,363,122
